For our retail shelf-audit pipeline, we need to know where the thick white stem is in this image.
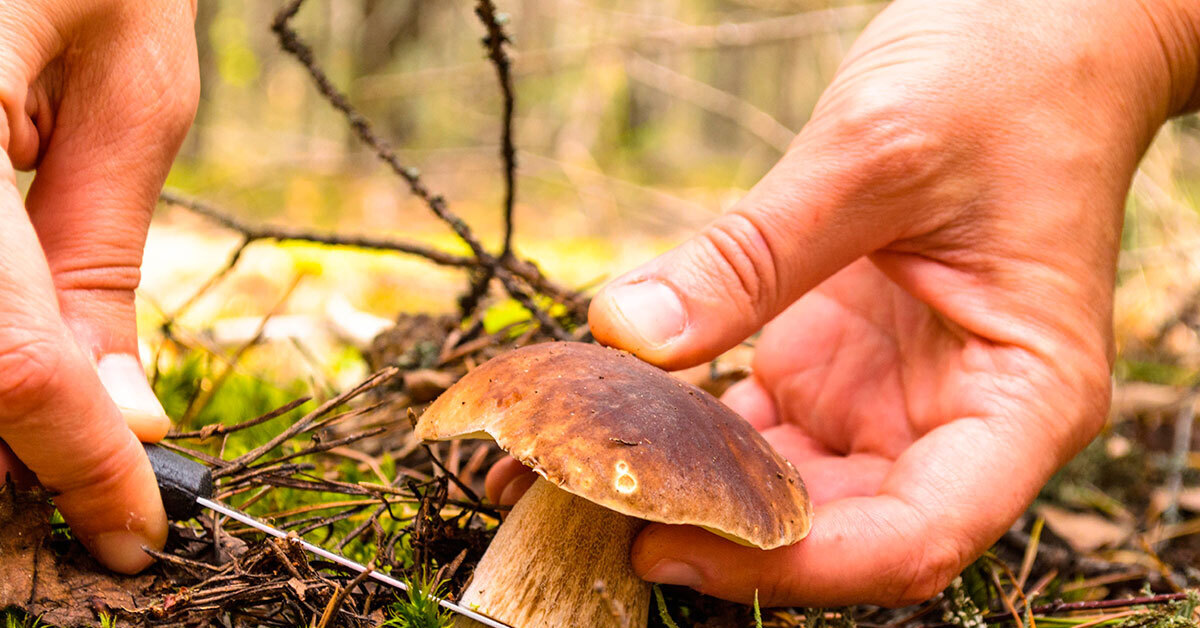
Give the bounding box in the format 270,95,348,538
456,477,649,628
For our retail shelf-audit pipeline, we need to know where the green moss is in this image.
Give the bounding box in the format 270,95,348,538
383,572,452,628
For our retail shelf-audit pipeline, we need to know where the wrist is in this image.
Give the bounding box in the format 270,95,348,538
1030,0,1200,164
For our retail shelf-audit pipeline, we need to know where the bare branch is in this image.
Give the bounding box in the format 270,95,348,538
168,397,311,440
271,0,577,339
160,190,474,268
354,3,886,100
625,53,795,153
475,0,519,259
213,366,400,479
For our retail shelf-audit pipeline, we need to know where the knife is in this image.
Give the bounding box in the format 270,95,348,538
144,444,512,628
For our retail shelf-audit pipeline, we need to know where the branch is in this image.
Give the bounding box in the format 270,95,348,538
353,3,886,100
160,190,474,268
272,0,577,340
458,0,521,320
475,0,518,259
969,592,1192,626
271,0,489,264
213,366,400,479
624,53,795,153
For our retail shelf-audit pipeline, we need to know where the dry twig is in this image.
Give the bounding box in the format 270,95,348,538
270,0,580,340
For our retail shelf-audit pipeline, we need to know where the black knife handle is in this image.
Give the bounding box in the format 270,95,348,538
144,443,213,520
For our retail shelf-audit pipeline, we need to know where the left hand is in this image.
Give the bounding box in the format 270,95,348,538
0,0,199,574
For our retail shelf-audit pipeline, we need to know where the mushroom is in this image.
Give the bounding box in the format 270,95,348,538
416,342,812,628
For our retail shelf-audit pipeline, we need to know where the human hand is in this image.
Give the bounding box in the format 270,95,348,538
0,1,198,573
494,0,1200,606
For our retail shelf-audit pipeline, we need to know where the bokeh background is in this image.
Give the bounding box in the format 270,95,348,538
138,0,884,383
145,0,1200,371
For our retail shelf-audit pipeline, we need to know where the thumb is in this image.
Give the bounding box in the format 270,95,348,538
22,3,198,442
588,108,944,369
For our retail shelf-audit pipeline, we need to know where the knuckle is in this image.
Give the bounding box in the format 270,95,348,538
750,569,793,607
883,538,967,607
696,213,780,316
0,332,67,417
823,89,953,196
119,39,200,142
52,260,142,295
145,73,199,143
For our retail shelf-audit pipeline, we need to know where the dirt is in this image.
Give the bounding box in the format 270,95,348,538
0,485,158,627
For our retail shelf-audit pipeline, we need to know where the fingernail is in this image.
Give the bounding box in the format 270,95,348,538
642,559,702,589
97,354,169,441
603,281,686,348
90,531,155,574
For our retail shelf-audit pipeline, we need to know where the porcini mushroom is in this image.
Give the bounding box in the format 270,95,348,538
416,342,812,628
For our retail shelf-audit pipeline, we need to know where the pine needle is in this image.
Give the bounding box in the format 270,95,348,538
653,585,681,628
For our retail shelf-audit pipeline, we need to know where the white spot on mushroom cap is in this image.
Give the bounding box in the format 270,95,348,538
613,460,637,494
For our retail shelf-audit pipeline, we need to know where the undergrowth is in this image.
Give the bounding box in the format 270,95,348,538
1,612,39,628
383,572,452,628
151,348,419,569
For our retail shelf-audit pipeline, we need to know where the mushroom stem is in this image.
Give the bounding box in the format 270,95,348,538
457,477,649,628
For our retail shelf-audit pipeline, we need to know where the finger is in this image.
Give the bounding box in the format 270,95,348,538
485,456,533,504
719,376,778,431
632,407,1069,606
588,101,949,369
95,355,170,442
485,456,539,516
0,152,166,573
633,498,925,607
0,1,75,163
27,128,172,440
23,4,199,442
499,473,538,510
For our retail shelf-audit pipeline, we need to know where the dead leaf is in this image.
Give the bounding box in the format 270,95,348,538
404,369,457,403
670,344,754,397
1037,504,1133,553
0,484,157,626
1112,381,1187,417
287,576,312,599
1147,487,1200,522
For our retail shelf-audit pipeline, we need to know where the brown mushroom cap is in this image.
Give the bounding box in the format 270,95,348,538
416,342,812,550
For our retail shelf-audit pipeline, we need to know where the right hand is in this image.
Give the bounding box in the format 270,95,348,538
506,0,1200,606
0,0,198,573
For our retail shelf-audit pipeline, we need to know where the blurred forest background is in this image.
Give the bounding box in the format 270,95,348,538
139,0,1200,373
137,0,884,385
123,0,1200,605
143,0,1200,372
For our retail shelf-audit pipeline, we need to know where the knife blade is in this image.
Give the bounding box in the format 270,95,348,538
144,444,511,628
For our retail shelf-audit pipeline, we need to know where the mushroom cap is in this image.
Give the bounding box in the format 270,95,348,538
416,342,812,550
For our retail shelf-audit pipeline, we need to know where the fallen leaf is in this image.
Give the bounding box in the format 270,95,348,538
1147,487,1200,522
404,369,457,403
0,484,157,626
1037,504,1133,553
